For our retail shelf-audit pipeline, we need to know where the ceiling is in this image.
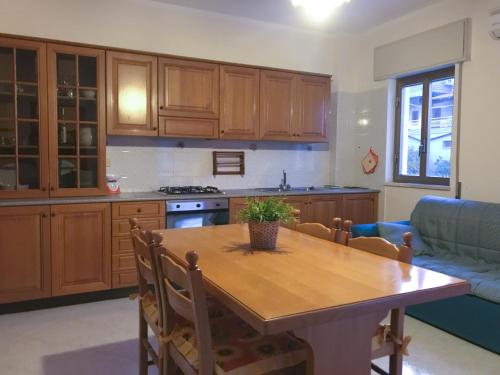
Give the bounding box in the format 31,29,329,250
152,0,442,34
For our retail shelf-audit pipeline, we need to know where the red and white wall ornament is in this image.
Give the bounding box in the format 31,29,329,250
361,147,379,174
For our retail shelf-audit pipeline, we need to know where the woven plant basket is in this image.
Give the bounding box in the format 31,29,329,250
248,220,280,250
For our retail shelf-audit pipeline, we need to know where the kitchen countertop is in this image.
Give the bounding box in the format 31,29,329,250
0,187,379,207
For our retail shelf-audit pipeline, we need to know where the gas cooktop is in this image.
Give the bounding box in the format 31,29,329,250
158,186,224,195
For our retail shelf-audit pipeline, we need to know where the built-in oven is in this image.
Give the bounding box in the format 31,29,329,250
165,198,229,229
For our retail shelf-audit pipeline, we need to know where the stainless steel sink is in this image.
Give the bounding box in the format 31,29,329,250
254,186,314,193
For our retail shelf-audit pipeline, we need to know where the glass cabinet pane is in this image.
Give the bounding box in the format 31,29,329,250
0,119,15,155
16,49,37,82
57,97,77,121
0,157,16,190
0,85,14,118
78,56,97,87
79,91,97,122
56,54,76,86
18,157,39,189
18,121,39,155
79,124,97,155
17,84,38,119
80,158,97,188
0,48,14,81
58,158,77,188
58,123,77,155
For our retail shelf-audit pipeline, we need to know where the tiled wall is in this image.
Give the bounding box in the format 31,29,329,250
106,137,331,192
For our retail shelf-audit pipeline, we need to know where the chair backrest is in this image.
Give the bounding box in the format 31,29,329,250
152,232,214,374
348,232,414,264
129,219,165,327
287,209,342,242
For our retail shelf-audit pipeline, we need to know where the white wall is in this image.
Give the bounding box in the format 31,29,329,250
0,0,339,191
338,0,500,220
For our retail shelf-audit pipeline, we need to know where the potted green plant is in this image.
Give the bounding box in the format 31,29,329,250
238,197,295,250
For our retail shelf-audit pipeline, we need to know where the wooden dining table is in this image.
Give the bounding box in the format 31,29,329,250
156,224,470,375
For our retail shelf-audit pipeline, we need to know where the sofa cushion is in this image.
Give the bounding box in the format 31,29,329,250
377,222,432,256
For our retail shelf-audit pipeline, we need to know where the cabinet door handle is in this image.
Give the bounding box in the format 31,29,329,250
51,213,56,217
220,130,225,134
41,187,47,192
152,127,157,130
160,106,164,110
50,187,55,191
137,208,142,213
41,213,47,218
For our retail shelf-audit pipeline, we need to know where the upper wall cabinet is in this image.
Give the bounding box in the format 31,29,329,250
260,70,330,143
260,70,295,141
158,58,219,119
0,37,49,198
106,51,158,136
295,74,330,142
220,65,259,140
47,44,106,196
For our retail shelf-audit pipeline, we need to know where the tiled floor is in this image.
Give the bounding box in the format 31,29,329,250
0,298,498,374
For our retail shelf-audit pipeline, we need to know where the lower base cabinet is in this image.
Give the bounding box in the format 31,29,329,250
0,206,51,304
229,192,378,226
51,203,111,296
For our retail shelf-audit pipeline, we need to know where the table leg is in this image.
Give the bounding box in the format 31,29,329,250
294,310,387,375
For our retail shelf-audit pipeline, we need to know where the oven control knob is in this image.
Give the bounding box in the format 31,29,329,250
216,203,220,207
196,203,201,208
176,204,180,209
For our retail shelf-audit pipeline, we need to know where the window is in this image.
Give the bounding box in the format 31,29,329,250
393,67,455,185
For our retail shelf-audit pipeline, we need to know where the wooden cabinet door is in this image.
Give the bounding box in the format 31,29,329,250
106,51,158,136
283,195,309,223
229,197,249,224
47,44,107,196
51,203,111,296
294,75,330,142
0,37,49,198
307,194,343,227
0,206,50,303
260,70,296,140
220,65,259,140
342,193,378,224
158,58,219,119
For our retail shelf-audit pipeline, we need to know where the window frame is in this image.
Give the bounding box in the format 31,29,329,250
393,67,455,186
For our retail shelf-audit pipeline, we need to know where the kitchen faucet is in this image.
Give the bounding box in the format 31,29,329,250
279,169,291,191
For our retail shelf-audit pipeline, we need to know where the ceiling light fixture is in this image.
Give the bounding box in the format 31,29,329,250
291,0,351,22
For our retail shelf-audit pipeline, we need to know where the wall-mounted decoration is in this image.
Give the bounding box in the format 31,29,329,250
362,147,379,174
213,151,245,176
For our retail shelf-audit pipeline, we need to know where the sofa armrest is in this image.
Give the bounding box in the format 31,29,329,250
351,220,410,238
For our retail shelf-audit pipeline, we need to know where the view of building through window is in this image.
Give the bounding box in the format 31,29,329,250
395,68,455,184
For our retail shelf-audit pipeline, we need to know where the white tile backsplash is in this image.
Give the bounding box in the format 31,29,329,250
106,137,330,192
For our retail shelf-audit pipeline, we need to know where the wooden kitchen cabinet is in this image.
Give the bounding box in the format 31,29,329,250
260,70,330,142
220,65,259,140
342,193,378,224
260,70,295,140
0,37,49,198
295,74,330,142
51,203,111,296
111,201,165,288
307,195,343,227
47,44,107,196
158,58,219,119
0,206,51,303
106,51,158,136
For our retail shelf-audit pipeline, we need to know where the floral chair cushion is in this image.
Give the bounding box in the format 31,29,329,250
171,304,307,375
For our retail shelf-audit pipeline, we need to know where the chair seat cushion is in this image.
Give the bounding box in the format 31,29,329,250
170,307,306,375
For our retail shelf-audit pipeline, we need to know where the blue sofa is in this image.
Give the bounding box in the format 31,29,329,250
352,196,500,354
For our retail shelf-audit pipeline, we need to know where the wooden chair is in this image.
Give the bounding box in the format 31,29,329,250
151,231,308,375
129,218,168,375
347,229,414,375
288,209,344,243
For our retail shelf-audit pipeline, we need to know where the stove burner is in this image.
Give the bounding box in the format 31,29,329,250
158,186,222,195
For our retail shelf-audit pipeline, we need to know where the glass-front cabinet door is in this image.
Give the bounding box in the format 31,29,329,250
0,37,48,198
47,44,106,196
